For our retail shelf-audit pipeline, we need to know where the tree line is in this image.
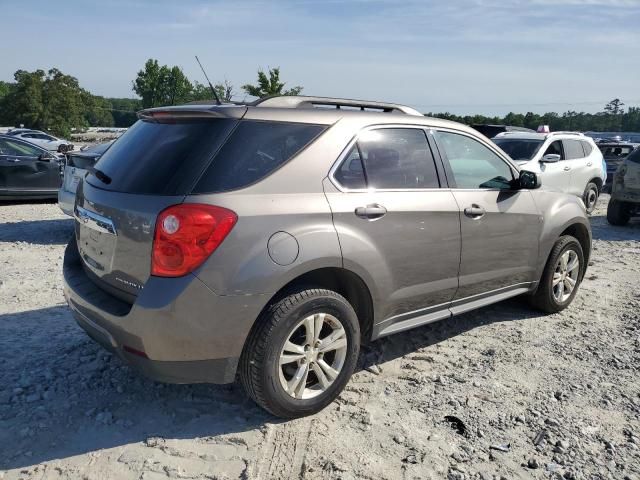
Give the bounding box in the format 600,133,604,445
0,59,638,137
429,99,640,134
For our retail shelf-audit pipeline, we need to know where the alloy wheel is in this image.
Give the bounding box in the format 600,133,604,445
278,313,348,400
552,249,580,303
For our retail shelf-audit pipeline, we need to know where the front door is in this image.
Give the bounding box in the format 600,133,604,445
324,127,461,328
0,138,59,192
539,139,571,193
432,130,542,305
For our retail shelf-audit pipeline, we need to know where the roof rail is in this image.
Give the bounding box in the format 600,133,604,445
547,131,585,137
252,95,423,116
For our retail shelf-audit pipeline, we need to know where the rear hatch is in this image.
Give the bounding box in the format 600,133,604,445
75,108,243,302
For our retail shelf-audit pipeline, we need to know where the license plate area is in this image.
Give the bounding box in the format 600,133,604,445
75,206,117,275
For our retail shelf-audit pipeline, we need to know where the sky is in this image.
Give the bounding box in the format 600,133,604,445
1,0,639,115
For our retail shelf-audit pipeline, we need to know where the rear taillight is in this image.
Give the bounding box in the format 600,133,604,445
151,204,237,277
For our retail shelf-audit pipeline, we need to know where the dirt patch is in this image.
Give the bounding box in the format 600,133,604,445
1,196,639,479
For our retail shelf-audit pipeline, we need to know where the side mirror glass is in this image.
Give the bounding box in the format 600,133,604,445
540,153,561,163
519,170,541,189
38,153,50,161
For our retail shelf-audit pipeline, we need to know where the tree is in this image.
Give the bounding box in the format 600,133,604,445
191,79,235,103
604,98,625,116
242,67,302,98
133,59,194,108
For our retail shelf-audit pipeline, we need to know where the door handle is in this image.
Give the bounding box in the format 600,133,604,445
355,204,387,220
586,162,593,167
464,204,486,219
563,166,571,171
8,158,21,163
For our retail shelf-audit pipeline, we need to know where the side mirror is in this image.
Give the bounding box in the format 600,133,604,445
519,170,541,189
540,153,561,163
38,153,51,161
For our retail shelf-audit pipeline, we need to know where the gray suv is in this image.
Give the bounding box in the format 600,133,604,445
63,96,591,418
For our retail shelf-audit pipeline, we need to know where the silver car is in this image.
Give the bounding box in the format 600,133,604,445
63,96,591,418
58,142,113,216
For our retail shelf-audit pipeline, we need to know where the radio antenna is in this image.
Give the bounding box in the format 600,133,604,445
195,55,222,105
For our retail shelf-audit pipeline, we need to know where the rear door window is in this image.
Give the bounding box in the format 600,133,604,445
563,139,585,160
193,121,325,193
580,141,593,156
333,128,440,190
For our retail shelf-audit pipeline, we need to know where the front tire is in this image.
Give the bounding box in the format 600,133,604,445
607,199,631,226
239,289,360,418
531,235,584,313
583,182,599,214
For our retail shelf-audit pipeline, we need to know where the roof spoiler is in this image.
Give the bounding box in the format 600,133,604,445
252,95,424,116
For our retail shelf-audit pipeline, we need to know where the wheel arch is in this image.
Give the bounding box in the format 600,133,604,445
589,177,603,192
250,267,375,345
559,222,591,279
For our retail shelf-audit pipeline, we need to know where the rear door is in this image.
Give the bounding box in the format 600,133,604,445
432,130,541,307
325,127,461,328
563,139,589,196
0,138,59,192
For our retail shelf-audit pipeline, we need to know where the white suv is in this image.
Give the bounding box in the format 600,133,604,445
493,131,605,213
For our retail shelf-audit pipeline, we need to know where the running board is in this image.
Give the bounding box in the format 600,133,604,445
375,286,531,339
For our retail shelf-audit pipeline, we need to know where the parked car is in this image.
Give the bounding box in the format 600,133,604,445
11,130,74,153
492,131,605,213
58,141,113,216
0,134,62,199
607,145,640,226
63,96,591,418
6,128,35,136
596,140,639,192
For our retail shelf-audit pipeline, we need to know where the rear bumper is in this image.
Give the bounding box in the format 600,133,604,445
58,188,75,216
63,237,268,384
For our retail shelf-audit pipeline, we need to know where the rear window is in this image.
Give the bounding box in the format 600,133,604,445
192,120,325,193
88,118,237,195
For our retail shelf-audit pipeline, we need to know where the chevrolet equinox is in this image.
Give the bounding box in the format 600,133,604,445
63,96,591,418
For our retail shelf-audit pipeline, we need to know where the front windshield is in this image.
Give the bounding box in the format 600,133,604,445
493,138,544,161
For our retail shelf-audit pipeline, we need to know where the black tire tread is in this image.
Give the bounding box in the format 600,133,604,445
530,235,583,314
607,199,630,226
239,288,352,418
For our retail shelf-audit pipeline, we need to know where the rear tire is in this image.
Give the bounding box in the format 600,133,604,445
583,182,599,214
530,235,584,314
239,289,360,418
607,199,631,226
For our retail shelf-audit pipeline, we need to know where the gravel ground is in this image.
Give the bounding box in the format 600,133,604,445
0,195,639,480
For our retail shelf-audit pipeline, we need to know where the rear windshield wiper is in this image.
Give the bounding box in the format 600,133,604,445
89,167,112,185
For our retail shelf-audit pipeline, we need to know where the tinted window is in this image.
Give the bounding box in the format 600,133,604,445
89,118,237,195
193,121,325,193
544,140,564,160
0,139,43,156
357,129,439,189
600,145,633,158
435,131,514,189
563,139,585,160
627,147,640,164
493,138,544,161
334,146,366,189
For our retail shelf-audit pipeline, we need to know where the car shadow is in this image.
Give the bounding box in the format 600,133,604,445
0,297,539,470
358,297,539,371
0,218,73,245
0,305,274,470
589,212,640,241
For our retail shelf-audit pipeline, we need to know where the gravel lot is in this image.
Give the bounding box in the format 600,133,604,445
0,196,639,480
